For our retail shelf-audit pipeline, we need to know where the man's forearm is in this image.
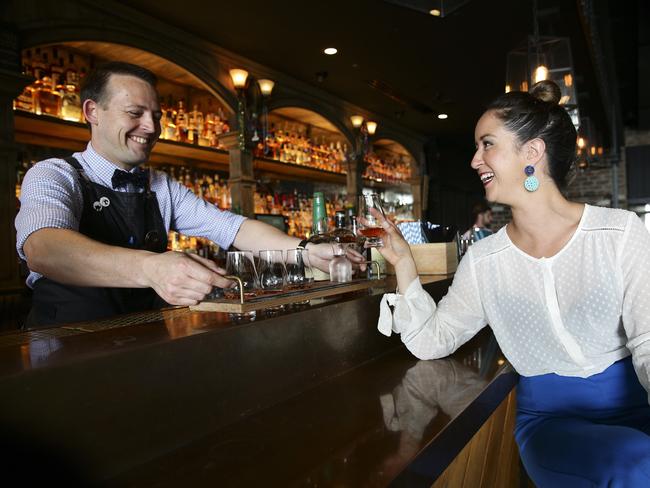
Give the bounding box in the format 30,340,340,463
23,228,152,288
232,219,301,252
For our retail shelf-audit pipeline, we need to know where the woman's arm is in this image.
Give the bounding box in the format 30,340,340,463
620,213,650,400
373,210,487,359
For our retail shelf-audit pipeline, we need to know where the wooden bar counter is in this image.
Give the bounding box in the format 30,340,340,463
0,276,518,487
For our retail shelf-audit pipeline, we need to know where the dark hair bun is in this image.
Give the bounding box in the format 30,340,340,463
530,80,561,104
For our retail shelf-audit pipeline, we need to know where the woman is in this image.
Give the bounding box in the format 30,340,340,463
375,80,650,487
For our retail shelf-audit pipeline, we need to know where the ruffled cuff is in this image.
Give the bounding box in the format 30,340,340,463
377,278,423,337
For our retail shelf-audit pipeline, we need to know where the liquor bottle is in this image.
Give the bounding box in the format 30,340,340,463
60,83,82,122
60,52,82,122
176,100,188,143
329,210,357,247
307,191,330,280
30,48,46,115
36,53,63,117
64,53,79,89
15,49,35,112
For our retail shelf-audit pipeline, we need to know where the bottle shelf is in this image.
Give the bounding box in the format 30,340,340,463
14,112,416,195
13,111,230,169
253,155,347,185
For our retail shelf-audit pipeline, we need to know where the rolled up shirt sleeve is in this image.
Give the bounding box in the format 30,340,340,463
15,159,83,260
166,177,246,250
378,247,487,360
620,213,650,400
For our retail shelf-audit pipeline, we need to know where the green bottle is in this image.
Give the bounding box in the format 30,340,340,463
308,192,330,280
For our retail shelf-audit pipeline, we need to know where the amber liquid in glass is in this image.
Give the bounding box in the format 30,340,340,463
359,227,384,238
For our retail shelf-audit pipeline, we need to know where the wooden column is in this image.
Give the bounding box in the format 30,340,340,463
345,156,362,210
219,131,255,218
0,25,33,291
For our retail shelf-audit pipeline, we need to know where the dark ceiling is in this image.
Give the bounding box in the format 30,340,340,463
118,0,628,143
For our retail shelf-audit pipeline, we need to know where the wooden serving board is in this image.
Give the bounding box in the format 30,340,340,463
190,278,386,313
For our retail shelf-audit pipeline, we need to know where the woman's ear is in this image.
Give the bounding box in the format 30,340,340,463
525,138,546,165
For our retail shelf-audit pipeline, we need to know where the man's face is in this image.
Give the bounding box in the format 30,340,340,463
89,74,161,169
483,210,493,226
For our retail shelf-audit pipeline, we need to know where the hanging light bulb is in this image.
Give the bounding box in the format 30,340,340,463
366,121,377,135
577,137,586,149
505,84,512,93
534,65,548,83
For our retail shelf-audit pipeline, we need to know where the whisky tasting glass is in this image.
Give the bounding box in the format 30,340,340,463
224,251,259,300
285,248,308,289
358,193,386,247
258,250,287,294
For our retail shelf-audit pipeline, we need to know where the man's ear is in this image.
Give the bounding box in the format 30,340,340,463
526,138,546,165
82,99,99,126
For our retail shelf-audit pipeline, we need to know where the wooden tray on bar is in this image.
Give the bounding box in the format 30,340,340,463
191,277,385,313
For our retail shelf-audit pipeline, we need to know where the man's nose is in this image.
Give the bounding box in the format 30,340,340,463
141,113,158,133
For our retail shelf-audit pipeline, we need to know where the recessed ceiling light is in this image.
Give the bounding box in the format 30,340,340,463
438,113,448,119
429,9,441,16
324,47,338,55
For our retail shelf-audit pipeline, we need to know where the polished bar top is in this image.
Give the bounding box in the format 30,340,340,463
0,275,516,486
0,275,444,378
110,330,512,488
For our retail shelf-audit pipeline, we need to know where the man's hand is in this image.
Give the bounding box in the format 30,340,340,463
306,243,367,272
141,251,233,305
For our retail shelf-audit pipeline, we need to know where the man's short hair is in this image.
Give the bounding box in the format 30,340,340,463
471,201,491,222
80,61,158,107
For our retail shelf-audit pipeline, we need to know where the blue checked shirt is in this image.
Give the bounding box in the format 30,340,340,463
16,142,246,288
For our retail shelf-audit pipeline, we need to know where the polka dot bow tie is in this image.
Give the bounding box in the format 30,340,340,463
111,168,149,190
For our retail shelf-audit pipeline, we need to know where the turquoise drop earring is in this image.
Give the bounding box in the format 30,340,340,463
524,165,539,192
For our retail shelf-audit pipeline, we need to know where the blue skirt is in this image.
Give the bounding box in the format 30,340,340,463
516,357,650,488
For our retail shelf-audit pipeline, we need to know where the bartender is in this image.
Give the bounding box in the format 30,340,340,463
15,61,362,327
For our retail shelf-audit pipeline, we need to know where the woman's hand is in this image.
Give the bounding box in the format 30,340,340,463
364,209,419,292
362,208,414,267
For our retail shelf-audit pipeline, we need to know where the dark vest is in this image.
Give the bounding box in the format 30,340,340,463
28,157,168,327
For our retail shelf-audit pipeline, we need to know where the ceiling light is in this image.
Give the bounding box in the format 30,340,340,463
323,47,338,55
229,68,249,89
437,113,448,120
257,79,275,96
534,65,548,83
429,9,441,16
350,115,364,128
366,121,377,135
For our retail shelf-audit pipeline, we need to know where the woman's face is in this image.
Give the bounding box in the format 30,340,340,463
470,111,528,205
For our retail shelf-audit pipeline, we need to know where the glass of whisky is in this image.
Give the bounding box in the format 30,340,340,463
358,193,386,247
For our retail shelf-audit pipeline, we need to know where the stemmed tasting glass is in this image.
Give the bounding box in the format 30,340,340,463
224,251,259,300
257,250,287,294
358,193,386,247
